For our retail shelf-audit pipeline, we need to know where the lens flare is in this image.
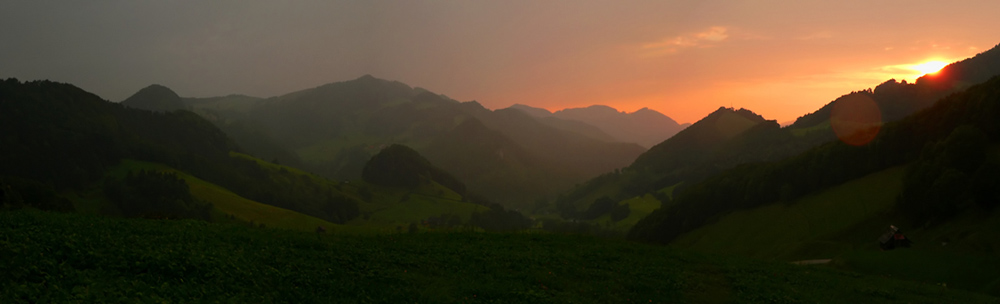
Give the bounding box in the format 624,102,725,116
830,94,882,146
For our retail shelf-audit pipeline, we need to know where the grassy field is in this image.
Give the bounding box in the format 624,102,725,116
671,166,907,260
669,165,1000,296
349,192,488,233
98,158,485,234
104,160,347,233
2,209,997,303
585,194,662,232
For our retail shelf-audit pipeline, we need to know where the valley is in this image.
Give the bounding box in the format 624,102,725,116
3,10,1000,300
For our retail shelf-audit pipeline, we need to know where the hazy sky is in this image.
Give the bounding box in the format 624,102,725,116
2,1,999,123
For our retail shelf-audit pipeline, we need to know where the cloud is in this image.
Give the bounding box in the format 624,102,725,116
641,26,728,56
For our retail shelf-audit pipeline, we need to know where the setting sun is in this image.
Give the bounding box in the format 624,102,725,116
912,60,949,75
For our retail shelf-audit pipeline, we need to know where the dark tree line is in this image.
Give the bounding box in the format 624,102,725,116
470,203,533,232
104,170,210,220
897,125,1000,225
0,177,73,212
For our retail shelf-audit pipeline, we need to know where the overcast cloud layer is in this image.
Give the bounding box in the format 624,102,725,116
2,0,999,123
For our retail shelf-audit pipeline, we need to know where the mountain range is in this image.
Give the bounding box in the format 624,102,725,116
6,39,1000,300
551,43,1000,220
123,76,652,208
508,104,690,148
11,39,1000,266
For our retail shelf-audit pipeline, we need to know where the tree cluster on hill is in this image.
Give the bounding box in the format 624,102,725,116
898,125,1000,225
470,203,533,232
630,75,1000,244
556,195,629,221
103,170,210,220
423,213,463,229
0,177,73,212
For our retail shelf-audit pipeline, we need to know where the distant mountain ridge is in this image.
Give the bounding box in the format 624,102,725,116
552,42,1000,232
630,74,1000,248
124,75,646,207
509,104,689,148
791,43,1000,130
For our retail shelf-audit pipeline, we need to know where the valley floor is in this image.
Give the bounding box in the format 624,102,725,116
2,210,997,303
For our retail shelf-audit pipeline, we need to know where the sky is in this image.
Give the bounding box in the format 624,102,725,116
2,1,999,124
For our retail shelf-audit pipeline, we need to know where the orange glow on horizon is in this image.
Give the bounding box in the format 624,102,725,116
911,60,948,75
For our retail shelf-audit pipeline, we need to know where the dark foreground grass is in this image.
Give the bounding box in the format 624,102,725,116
1,210,997,303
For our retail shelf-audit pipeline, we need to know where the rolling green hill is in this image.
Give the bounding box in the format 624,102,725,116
101,159,349,233
2,209,996,303
76,154,485,235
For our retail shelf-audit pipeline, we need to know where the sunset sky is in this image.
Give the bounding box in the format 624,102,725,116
2,1,999,124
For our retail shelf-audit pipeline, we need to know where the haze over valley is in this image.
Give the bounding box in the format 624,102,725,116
3,1,1000,302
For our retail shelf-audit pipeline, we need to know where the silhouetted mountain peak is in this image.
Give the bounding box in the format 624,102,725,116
709,107,766,122
628,106,769,182
585,104,621,114
412,91,455,105
509,104,553,117
917,42,1000,89
632,107,680,125
792,43,1000,129
121,84,187,112
541,104,686,148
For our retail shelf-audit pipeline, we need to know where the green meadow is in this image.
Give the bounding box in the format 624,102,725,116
2,209,996,303
670,165,1000,296
672,166,908,260
102,159,346,233
93,158,485,234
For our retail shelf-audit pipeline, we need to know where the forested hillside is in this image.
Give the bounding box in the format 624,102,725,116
629,75,1000,244
0,79,360,224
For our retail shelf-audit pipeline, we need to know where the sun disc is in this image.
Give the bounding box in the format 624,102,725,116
912,61,948,75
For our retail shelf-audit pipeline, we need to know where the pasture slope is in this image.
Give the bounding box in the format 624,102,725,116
102,159,346,233
96,157,486,234
670,165,1000,296
2,209,997,303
